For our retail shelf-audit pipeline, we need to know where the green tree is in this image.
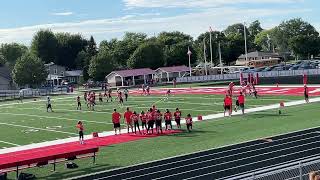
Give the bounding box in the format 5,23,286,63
75,50,91,81
248,20,263,38
0,43,28,68
31,29,58,63
255,29,276,51
12,53,48,87
55,32,87,69
87,36,97,57
157,31,196,66
0,53,5,66
127,41,164,69
88,50,114,81
112,32,147,67
272,18,319,56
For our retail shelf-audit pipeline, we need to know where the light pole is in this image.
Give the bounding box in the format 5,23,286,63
203,37,208,76
216,33,223,74
187,47,192,77
243,22,248,63
209,27,213,67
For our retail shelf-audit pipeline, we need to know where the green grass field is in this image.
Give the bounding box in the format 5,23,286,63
0,92,318,179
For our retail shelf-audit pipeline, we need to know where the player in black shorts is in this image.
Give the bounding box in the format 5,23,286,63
174,108,182,129
304,85,309,103
155,110,163,134
77,96,81,110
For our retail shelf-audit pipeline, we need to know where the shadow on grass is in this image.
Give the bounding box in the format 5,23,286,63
41,164,121,180
170,129,218,138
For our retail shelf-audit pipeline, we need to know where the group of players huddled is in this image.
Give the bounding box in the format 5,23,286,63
111,106,193,135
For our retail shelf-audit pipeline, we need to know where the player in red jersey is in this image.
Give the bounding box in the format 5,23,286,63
118,91,124,106
152,105,157,113
140,111,147,132
224,95,232,117
237,92,245,114
228,82,235,96
155,110,163,134
131,111,141,134
146,86,150,96
164,109,173,130
174,108,182,129
76,121,84,144
185,114,193,132
147,109,155,134
124,107,133,133
112,109,121,135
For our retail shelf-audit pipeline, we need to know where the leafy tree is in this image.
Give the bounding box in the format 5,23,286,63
87,36,97,57
248,20,263,38
88,50,114,81
31,29,58,63
0,53,5,66
255,29,276,52
112,32,147,67
157,31,196,66
55,33,87,69
0,43,28,68
127,41,164,69
12,53,48,87
75,50,91,81
289,34,320,59
272,18,320,55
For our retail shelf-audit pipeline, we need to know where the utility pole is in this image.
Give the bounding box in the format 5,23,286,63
203,38,208,76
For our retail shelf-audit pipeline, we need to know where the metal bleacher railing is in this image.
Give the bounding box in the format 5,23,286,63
176,69,320,83
224,156,320,180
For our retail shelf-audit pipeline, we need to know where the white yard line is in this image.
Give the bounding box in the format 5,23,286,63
0,94,78,107
1,106,113,114
0,140,20,146
0,112,113,125
0,122,77,135
0,97,319,155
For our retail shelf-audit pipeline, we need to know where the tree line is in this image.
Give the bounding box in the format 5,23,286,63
0,18,319,86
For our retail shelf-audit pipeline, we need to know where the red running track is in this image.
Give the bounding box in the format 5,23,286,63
0,130,181,168
130,87,320,96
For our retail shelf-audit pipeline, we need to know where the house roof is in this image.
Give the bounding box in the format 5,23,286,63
156,65,190,73
65,70,83,77
238,51,281,59
0,66,11,80
106,68,154,78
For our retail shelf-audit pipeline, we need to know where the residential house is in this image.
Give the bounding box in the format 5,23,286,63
0,66,14,90
236,51,284,67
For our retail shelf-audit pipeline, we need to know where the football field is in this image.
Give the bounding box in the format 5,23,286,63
0,92,303,148
1,87,320,179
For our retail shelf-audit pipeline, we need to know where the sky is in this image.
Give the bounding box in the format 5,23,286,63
0,0,318,45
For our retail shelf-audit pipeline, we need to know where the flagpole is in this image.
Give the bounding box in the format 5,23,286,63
187,47,192,77
209,27,213,67
203,38,208,76
244,22,248,63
